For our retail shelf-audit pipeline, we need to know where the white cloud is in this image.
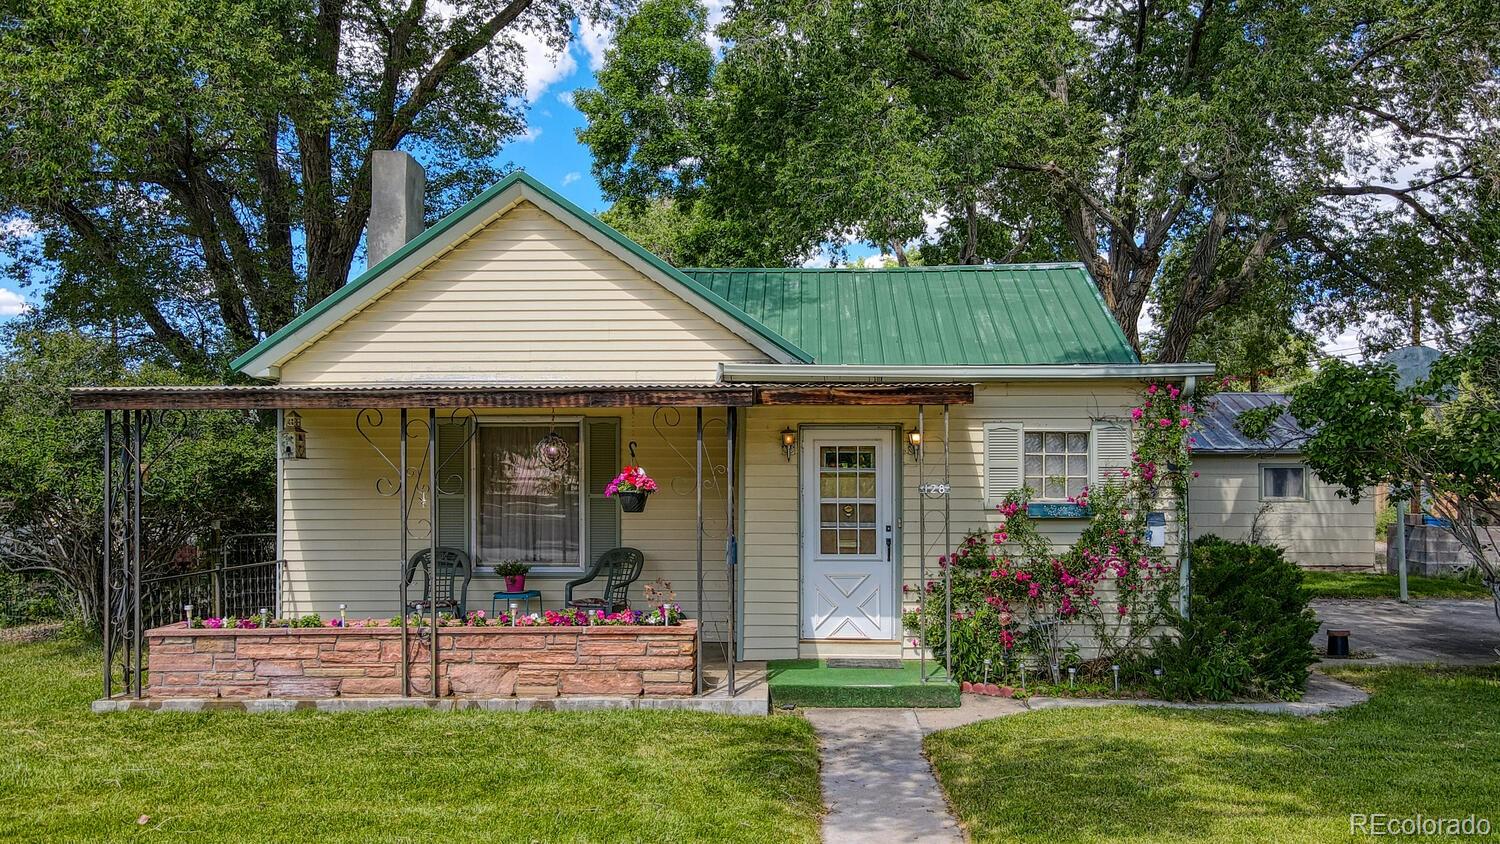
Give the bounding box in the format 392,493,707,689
2,217,39,239
557,90,576,109
516,126,543,143
0,288,31,317
577,17,614,71
516,29,578,102
562,171,582,186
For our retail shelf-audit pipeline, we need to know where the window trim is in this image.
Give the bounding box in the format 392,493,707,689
1259,462,1307,502
471,416,589,575
1022,428,1092,503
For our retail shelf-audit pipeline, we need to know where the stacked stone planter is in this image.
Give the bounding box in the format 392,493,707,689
144,621,698,700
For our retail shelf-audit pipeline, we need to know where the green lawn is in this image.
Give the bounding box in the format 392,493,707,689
925,666,1500,843
1301,570,1493,600
0,637,822,842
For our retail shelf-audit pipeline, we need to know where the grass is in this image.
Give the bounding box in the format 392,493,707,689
1301,570,1492,600
925,665,1500,843
767,659,961,708
0,636,822,842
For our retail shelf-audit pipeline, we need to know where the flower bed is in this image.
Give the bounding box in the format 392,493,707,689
145,619,698,700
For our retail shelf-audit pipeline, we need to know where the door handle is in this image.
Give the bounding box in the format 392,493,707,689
885,525,893,561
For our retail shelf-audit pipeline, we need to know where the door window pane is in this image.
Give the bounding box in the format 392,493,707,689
816,442,880,555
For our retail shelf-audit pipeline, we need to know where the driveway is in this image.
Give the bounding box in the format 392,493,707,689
1313,598,1500,665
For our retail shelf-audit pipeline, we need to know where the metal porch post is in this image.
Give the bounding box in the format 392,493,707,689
428,408,439,697
918,404,926,683
102,410,112,700
695,407,704,694
131,409,143,699
943,404,952,682
399,409,410,697
726,405,737,696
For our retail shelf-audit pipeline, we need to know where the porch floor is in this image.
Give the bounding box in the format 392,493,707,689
766,659,961,709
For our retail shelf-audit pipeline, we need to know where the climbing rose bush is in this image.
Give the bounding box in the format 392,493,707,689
905,382,1198,684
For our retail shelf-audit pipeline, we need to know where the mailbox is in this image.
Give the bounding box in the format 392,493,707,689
1145,512,1167,548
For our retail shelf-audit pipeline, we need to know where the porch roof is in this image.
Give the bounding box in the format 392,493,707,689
69,382,975,410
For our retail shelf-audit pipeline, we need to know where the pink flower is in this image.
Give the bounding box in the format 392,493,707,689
1130,407,1144,421
1147,384,1159,395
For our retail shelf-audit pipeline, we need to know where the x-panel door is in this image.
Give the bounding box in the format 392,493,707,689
801,432,895,640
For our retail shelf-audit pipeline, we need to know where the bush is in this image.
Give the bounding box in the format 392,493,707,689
1149,536,1319,701
0,570,64,627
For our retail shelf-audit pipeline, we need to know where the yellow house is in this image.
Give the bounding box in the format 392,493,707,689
79,160,1214,677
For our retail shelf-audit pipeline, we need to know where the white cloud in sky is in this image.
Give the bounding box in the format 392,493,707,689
516,126,543,143
2,217,39,239
557,90,576,109
516,30,578,102
0,288,30,317
562,171,582,186
577,18,613,71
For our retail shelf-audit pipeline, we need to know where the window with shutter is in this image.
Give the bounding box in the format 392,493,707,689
434,420,470,554
583,418,621,570
1091,421,1133,488
983,422,1024,506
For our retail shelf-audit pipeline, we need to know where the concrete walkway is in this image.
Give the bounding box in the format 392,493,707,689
803,670,1369,843
1313,598,1500,666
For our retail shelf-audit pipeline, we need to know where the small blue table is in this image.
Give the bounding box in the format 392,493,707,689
492,589,542,619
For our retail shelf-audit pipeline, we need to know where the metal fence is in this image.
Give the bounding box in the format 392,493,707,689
139,533,280,629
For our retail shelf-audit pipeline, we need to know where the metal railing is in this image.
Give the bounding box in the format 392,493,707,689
139,533,280,628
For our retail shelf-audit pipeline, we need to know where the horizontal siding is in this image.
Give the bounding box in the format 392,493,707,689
277,202,770,384
1188,456,1378,569
739,381,1164,660
280,408,734,640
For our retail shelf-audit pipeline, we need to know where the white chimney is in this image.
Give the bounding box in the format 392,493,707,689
368,150,426,265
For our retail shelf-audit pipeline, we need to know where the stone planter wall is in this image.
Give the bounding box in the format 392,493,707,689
144,621,698,700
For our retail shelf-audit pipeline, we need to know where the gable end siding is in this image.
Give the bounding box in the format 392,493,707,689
274,202,772,385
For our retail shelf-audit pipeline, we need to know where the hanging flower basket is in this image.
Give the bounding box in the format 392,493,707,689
617,490,650,513
605,465,658,514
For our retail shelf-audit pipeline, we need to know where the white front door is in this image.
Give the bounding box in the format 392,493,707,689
801,431,896,640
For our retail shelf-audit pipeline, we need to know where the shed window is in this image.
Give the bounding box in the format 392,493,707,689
1261,465,1306,501
477,422,583,572
1024,431,1090,501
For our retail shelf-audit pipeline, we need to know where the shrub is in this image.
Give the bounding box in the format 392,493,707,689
1149,536,1319,701
0,570,63,627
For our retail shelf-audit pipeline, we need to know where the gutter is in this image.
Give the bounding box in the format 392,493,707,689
718,362,1217,383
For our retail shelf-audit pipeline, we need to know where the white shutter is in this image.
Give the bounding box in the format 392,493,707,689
1091,420,1132,488
983,422,1024,505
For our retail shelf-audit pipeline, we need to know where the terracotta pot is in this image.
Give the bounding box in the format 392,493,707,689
503,574,526,592
617,490,650,513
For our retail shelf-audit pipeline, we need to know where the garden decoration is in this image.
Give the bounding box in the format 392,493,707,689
495,560,530,592
605,464,658,512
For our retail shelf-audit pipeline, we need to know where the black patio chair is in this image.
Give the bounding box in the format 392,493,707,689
404,546,473,618
565,547,645,613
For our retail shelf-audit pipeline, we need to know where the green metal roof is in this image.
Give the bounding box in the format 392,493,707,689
682,265,1138,366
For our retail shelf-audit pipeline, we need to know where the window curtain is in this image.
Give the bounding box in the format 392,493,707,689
477,424,581,568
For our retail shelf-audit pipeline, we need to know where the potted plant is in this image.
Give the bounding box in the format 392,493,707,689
605,465,658,513
495,560,530,592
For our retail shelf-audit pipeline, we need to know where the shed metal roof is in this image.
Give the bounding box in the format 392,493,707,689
1194,392,1308,454
682,265,1138,366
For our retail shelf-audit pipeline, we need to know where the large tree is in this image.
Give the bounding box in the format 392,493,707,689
0,0,614,369
577,0,1497,360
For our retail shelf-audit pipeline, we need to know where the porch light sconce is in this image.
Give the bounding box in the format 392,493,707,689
905,428,923,460
780,427,797,461
278,410,307,460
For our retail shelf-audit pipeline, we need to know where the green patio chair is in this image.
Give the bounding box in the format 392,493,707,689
404,546,473,618
565,547,645,614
